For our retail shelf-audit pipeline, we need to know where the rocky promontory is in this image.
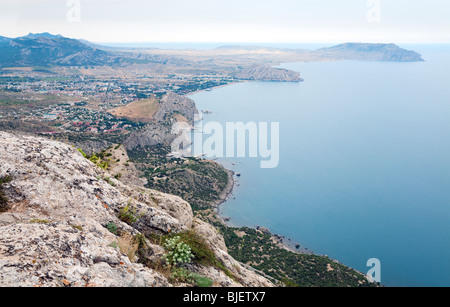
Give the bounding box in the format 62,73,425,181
124,92,198,151
314,43,424,62
234,65,302,82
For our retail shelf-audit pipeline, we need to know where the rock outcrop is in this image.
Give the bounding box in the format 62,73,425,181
0,131,273,287
154,92,199,124
234,65,302,82
124,92,199,151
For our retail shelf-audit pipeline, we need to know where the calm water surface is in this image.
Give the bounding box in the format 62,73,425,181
189,45,450,287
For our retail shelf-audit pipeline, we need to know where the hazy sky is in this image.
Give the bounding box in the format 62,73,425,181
1,0,449,43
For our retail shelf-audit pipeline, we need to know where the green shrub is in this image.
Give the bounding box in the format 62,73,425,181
191,274,213,288
163,236,194,266
78,149,110,170
77,148,87,158
106,222,118,235
166,230,235,280
118,203,138,225
170,267,213,287
0,176,12,213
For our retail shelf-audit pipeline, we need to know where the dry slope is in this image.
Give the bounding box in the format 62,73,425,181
0,131,272,287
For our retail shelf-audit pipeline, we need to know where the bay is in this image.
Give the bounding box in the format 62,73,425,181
188,45,450,287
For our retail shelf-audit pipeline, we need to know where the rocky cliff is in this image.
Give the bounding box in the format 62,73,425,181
0,131,272,287
234,65,302,82
124,92,198,151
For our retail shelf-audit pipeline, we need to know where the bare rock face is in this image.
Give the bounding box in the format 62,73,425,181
0,221,170,287
101,144,147,187
124,92,199,150
192,219,274,287
154,92,199,124
0,131,273,287
234,65,302,82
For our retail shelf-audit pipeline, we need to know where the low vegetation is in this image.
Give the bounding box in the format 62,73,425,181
128,145,230,211
78,148,111,170
118,233,140,262
169,267,213,287
163,236,195,266
0,176,12,213
118,203,140,225
211,220,377,287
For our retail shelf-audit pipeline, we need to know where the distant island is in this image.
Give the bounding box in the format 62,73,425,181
315,43,424,62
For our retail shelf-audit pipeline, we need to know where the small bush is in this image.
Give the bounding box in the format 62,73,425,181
191,274,213,288
163,236,194,266
175,231,220,267
164,230,235,280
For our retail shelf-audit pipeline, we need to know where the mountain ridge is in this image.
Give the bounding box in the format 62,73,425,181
0,33,425,69
0,33,113,67
316,42,424,62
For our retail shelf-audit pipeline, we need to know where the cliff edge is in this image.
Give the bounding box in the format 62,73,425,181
0,131,272,287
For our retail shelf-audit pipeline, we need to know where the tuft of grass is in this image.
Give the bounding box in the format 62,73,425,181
106,222,118,235
191,274,213,288
0,176,12,185
71,225,83,232
0,175,12,213
118,233,139,262
78,149,110,170
169,267,213,287
118,203,138,225
29,219,50,224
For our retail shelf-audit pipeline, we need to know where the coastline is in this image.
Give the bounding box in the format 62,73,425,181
212,163,314,256
186,81,242,97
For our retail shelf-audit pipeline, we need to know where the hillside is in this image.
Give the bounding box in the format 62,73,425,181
233,65,302,82
0,33,113,67
0,131,272,287
108,98,160,123
315,43,424,62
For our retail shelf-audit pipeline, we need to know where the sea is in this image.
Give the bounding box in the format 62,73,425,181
188,44,450,287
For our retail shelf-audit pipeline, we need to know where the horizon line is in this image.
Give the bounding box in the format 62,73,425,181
2,33,450,46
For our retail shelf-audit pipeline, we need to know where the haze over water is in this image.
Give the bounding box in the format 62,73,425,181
189,45,450,287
